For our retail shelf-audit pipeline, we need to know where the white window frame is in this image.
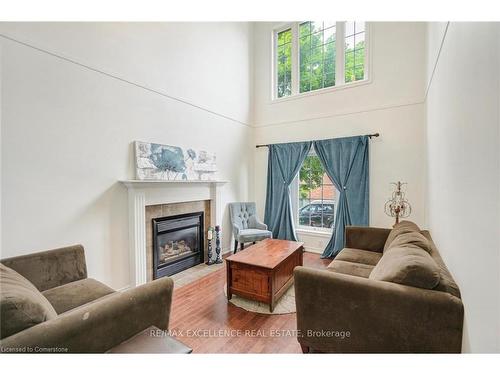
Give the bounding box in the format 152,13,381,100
272,21,371,102
292,151,338,235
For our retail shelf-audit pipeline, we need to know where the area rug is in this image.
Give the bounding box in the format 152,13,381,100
223,283,296,315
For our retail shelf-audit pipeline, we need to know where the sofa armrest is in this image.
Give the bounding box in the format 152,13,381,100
294,267,463,353
344,226,391,253
1,245,87,291
0,277,174,353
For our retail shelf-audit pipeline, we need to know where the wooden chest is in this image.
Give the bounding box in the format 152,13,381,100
225,239,304,312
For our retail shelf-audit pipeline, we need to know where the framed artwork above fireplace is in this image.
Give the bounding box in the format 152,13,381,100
135,141,217,181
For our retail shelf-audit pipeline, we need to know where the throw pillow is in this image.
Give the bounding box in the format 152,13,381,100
383,220,421,252
0,263,58,339
387,231,432,253
369,246,440,289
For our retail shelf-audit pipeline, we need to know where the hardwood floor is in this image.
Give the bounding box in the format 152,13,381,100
169,251,330,353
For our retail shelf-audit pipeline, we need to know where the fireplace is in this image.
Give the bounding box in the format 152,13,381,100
152,212,204,278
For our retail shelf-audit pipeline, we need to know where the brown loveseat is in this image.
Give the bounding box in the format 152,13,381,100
294,222,464,353
0,245,173,353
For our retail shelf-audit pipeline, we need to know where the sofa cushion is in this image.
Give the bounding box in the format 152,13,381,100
387,231,432,253
0,263,58,339
1,244,87,292
369,246,441,289
236,228,272,243
335,248,382,266
421,231,461,298
383,220,421,252
327,260,375,278
42,278,115,314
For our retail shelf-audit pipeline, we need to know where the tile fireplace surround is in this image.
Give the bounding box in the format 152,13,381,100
120,180,227,286
146,202,210,281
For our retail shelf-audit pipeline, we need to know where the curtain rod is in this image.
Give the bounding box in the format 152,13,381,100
255,133,380,148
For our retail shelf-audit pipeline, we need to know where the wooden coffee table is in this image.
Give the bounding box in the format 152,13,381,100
226,238,304,312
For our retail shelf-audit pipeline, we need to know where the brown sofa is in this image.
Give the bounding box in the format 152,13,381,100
294,223,464,353
0,245,173,353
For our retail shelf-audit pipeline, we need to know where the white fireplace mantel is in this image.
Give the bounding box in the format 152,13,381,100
120,179,228,286
120,179,228,189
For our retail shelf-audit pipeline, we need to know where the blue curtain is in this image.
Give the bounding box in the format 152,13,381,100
313,136,369,258
264,141,312,240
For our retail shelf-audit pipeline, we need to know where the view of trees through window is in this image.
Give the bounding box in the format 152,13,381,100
345,21,365,83
299,21,336,93
276,21,366,98
298,154,337,230
276,28,292,98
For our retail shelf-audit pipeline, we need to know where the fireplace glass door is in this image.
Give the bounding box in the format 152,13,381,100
157,226,199,266
153,212,204,278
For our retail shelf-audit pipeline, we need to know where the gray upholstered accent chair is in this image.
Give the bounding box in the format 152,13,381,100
229,202,272,253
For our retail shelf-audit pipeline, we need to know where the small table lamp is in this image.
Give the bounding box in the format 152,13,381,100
384,181,412,226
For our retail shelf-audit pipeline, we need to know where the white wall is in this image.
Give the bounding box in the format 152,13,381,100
0,41,2,252
252,22,428,251
425,22,500,353
0,23,254,289
426,22,448,93
0,23,253,125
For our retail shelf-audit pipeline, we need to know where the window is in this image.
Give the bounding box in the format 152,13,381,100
299,21,336,92
297,153,338,231
344,21,366,83
274,21,368,99
276,28,292,98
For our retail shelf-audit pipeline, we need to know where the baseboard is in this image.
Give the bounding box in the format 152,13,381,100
303,247,323,254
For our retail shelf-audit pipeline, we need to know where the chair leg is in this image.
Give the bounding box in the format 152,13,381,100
234,240,238,254
240,242,245,251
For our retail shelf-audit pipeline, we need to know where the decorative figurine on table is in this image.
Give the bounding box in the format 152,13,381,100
206,226,214,265
384,181,412,226
214,225,223,264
